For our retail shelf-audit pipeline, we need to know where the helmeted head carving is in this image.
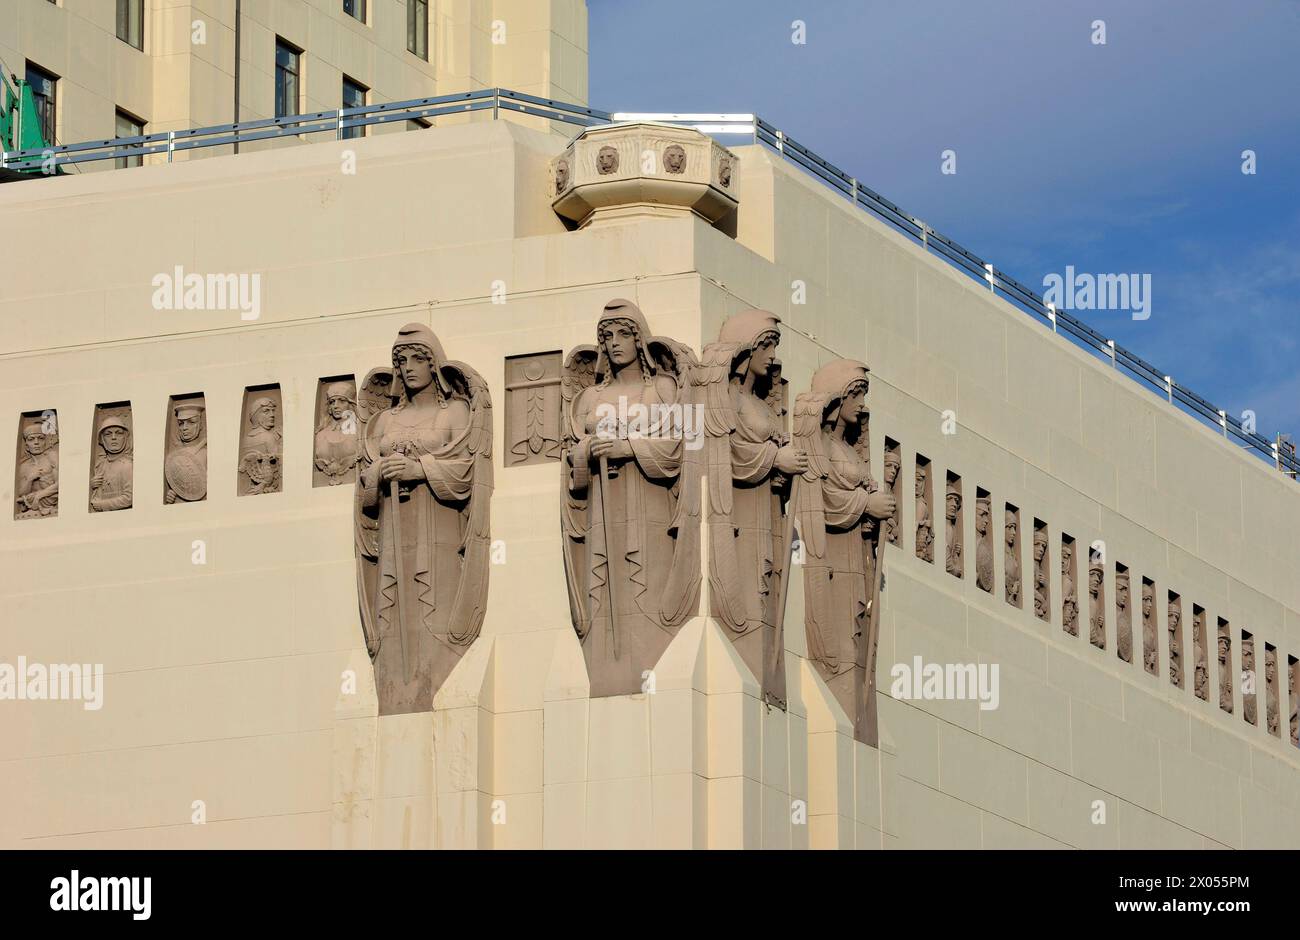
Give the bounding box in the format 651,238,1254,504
974,496,991,535
21,423,50,455
1141,581,1154,618
883,451,902,486
174,404,205,444
1115,570,1130,609
945,481,962,520
97,414,131,457
1004,510,1017,545
1033,528,1048,562
248,397,277,430
325,383,354,421
1088,562,1104,594
388,322,449,402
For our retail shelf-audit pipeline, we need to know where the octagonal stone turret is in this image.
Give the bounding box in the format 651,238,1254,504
549,122,739,230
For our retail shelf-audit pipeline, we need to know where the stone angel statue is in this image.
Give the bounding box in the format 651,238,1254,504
695,309,805,708
560,299,701,697
354,324,493,716
794,359,896,747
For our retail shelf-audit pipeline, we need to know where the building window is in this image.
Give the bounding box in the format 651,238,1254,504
343,0,366,23
275,39,302,119
25,63,57,146
116,0,144,51
408,0,429,60
342,77,368,139
115,110,144,169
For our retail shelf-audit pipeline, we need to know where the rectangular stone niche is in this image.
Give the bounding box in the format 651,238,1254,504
88,401,133,513
944,472,963,579
1168,592,1184,689
1141,577,1157,676
1003,502,1021,608
914,454,933,563
1241,630,1257,726
1087,545,1106,650
238,384,283,496
313,375,360,487
1288,656,1299,748
883,438,901,547
164,393,208,504
974,487,993,593
1032,519,1049,623
1265,642,1280,738
1115,563,1132,663
1192,605,1209,701
1061,534,1078,636
1217,618,1233,714
504,351,562,467
13,408,59,520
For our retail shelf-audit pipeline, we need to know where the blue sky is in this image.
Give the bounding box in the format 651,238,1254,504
589,0,1300,447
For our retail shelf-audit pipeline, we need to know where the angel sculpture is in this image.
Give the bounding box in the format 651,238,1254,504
696,309,806,708
560,299,701,697
795,359,896,747
354,325,493,716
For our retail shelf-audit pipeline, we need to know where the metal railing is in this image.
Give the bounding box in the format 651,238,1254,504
4,87,1297,480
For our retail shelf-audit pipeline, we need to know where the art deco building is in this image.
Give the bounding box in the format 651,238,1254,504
2,0,1298,849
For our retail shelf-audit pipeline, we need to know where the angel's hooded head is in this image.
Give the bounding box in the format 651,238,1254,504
810,359,870,430
718,309,781,381
595,299,657,384
389,322,450,402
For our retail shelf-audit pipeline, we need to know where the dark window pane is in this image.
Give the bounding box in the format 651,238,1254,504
342,78,367,140
116,0,143,50
25,64,57,146
343,0,366,22
275,41,300,118
115,110,144,169
408,0,428,59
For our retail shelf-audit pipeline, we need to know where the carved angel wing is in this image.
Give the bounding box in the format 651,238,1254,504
793,391,832,563
559,346,601,636
694,342,747,630
439,360,494,646
354,366,395,660
647,336,699,389
561,347,599,447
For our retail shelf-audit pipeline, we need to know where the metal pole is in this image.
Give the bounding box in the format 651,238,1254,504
167,130,175,162
233,0,241,154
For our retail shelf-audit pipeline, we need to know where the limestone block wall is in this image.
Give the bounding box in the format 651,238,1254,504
698,146,1300,847
2,117,1297,849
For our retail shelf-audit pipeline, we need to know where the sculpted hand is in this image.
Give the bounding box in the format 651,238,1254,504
164,489,177,505
866,491,896,520
590,437,633,460
774,445,807,475
379,454,425,483
90,472,105,489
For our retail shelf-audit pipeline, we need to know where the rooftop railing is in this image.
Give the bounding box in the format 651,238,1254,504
4,87,1297,480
